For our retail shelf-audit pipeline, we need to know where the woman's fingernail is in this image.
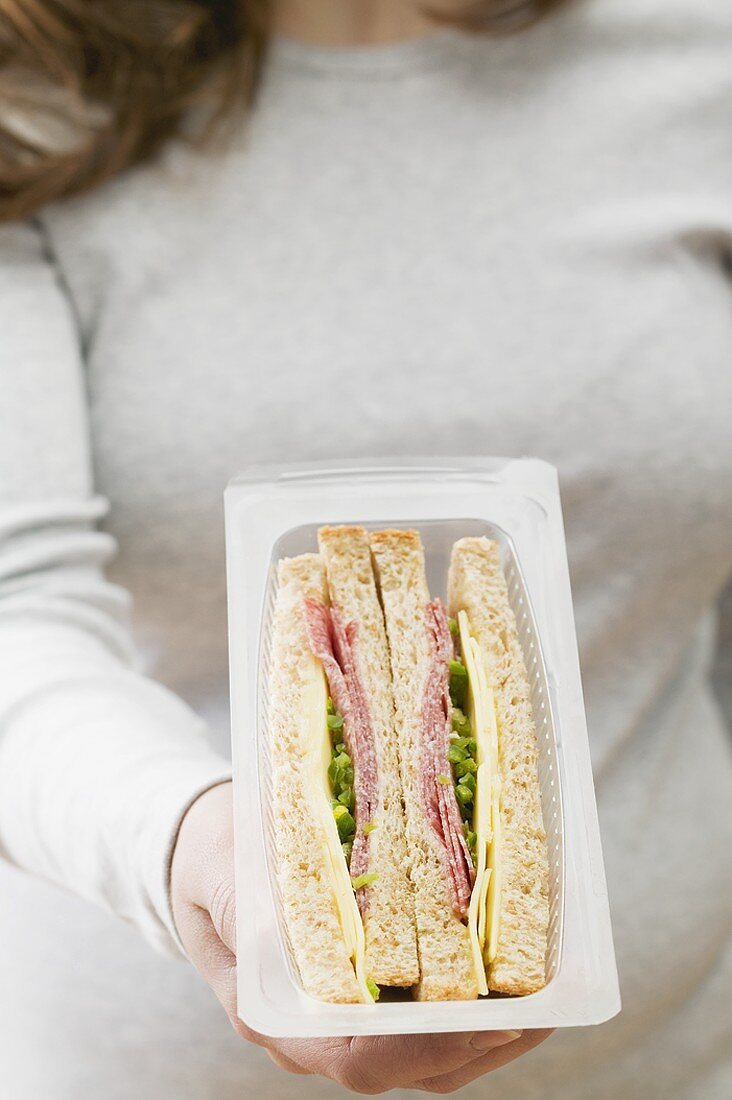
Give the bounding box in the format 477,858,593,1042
470,1029,522,1052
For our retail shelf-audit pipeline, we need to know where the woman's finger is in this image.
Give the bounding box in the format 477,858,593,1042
207,877,237,954
175,899,246,1038
265,1048,315,1076
267,1029,522,1093
413,1029,555,1093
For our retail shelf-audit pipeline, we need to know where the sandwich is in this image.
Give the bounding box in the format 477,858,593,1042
369,529,478,1000
447,536,549,996
269,528,419,1004
268,526,549,1003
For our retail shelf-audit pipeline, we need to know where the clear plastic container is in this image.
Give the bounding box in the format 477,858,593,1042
224,457,620,1037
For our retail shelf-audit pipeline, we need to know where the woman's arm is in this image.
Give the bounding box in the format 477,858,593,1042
0,219,231,955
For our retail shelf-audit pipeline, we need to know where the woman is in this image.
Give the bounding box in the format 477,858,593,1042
1,0,730,1096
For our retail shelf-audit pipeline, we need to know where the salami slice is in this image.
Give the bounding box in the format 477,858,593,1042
303,598,378,911
422,599,475,916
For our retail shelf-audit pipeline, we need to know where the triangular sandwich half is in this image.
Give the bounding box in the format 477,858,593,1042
317,525,419,987
269,553,372,1002
370,529,478,1000
447,536,549,996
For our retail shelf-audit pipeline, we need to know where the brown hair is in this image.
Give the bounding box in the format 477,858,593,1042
0,1,565,222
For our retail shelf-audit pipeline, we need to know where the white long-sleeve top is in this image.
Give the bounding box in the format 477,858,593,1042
1,2,731,1097
0,225,233,954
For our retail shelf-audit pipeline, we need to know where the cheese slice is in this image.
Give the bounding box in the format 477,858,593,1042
304,656,373,1003
486,776,502,964
458,610,503,993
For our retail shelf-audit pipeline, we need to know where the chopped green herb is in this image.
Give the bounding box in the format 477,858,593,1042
454,757,477,778
446,680,481,833
366,978,380,1001
460,771,476,793
436,773,452,785
451,708,472,737
337,787,354,810
351,872,378,891
448,743,467,765
363,822,378,835
448,617,459,637
448,659,468,708
335,809,356,842
325,703,358,863
455,783,474,807
448,658,468,678
328,750,353,790
462,821,478,867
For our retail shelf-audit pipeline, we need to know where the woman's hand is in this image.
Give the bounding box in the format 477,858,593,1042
170,782,552,1094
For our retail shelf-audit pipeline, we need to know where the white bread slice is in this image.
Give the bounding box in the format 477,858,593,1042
269,553,364,1003
370,529,478,1001
318,526,419,987
447,537,549,996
